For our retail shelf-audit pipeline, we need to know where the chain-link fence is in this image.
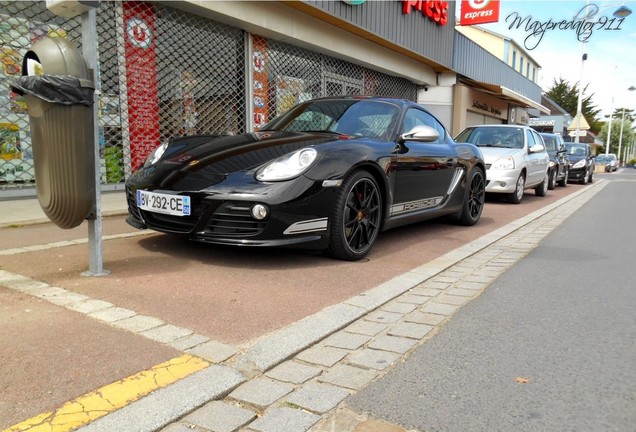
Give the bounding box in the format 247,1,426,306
0,1,417,197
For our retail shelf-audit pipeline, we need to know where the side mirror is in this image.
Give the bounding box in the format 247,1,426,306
399,125,440,143
529,143,545,154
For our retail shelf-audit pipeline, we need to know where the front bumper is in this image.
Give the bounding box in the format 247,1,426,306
568,167,586,181
125,176,337,250
484,168,523,193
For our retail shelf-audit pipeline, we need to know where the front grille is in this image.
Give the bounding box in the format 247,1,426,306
144,211,201,233
126,186,144,223
204,202,266,237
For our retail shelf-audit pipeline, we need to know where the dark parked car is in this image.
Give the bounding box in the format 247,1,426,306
539,133,569,188
566,143,595,184
126,96,486,261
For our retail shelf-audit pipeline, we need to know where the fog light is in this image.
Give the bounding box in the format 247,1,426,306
251,204,269,220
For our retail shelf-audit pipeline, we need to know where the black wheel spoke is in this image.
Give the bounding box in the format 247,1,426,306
330,173,383,260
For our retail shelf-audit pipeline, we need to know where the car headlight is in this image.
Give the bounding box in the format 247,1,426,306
491,156,515,170
256,148,317,181
549,161,556,167
144,142,169,167
572,159,586,169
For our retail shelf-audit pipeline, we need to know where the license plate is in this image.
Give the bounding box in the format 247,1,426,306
136,190,191,216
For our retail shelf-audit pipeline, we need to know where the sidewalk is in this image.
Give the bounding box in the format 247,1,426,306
0,191,128,227
0,180,608,432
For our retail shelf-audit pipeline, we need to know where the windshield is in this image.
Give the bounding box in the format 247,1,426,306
565,144,587,156
262,99,400,140
541,135,558,151
596,153,617,162
455,126,524,149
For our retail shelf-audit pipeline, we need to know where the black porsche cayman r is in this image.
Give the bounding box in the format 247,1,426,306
126,96,486,261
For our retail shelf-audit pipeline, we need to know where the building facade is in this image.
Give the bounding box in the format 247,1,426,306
455,24,541,84
0,0,546,199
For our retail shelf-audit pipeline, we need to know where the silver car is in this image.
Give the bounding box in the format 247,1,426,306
455,125,550,203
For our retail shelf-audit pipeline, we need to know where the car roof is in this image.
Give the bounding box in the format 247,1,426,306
309,95,419,108
466,124,531,129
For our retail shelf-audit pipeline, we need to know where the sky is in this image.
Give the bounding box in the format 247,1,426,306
455,0,636,118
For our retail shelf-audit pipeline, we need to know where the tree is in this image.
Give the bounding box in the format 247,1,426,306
545,77,602,134
597,115,635,157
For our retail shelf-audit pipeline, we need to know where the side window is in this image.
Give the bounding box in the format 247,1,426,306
526,129,536,152
532,131,544,149
402,108,445,143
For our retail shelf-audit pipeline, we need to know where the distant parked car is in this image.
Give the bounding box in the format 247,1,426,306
566,143,595,184
596,153,618,172
455,124,550,203
540,133,570,188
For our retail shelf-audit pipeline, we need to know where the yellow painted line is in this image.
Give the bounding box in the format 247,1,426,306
4,354,209,432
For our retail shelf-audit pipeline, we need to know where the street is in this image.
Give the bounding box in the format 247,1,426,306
1,171,634,431
345,170,636,431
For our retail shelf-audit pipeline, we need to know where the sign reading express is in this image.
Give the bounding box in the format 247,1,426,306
402,0,449,26
459,0,500,26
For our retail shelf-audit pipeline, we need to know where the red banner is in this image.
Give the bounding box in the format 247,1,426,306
459,0,500,26
252,36,269,130
123,2,161,171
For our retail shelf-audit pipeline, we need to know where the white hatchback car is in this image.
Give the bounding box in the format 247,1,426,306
455,125,550,203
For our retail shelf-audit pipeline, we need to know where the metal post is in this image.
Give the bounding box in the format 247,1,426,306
617,107,625,165
82,9,109,277
574,51,585,144
606,98,613,156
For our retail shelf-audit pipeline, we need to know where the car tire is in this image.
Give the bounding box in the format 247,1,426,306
535,172,549,197
328,170,382,261
455,167,485,226
589,169,594,183
558,168,568,187
581,169,589,184
548,168,557,190
508,173,525,204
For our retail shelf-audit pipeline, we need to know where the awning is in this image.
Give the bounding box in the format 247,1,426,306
461,78,551,115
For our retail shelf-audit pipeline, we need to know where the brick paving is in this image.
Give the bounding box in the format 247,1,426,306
0,181,607,432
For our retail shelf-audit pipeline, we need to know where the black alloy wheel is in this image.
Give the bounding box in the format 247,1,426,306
457,168,485,226
328,170,382,261
558,168,568,187
548,168,557,190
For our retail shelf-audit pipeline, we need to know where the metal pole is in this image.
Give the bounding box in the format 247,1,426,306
574,50,585,144
574,0,590,144
617,107,625,165
82,9,109,277
606,97,613,156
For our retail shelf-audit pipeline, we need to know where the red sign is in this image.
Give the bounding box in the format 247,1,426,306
402,1,449,26
253,36,269,130
459,0,500,25
123,2,161,172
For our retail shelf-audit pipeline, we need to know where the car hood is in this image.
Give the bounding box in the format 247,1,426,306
567,154,587,164
477,146,523,164
129,131,354,190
